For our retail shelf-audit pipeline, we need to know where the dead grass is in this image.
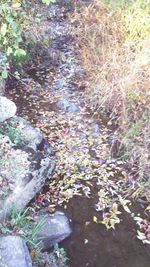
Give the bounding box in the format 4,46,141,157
72,0,150,198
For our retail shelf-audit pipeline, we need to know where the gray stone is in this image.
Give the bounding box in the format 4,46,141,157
0,97,16,122
0,236,32,267
0,77,6,96
5,116,43,150
0,134,55,221
37,211,72,250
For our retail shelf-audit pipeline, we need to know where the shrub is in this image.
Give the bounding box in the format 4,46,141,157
0,0,53,79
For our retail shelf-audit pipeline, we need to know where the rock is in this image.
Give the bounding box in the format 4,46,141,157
0,77,6,96
0,97,16,122
0,52,7,96
37,211,72,250
0,134,55,221
1,116,43,150
0,236,32,267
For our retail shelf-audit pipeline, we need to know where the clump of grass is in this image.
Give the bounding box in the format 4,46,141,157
0,208,45,256
0,208,68,267
72,0,150,199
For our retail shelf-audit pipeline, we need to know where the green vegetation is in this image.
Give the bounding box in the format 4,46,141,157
0,208,45,252
0,1,26,78
0,208,68,266
48,244,68,267
0,208,45,262
0,0,53,79
0,124,21,144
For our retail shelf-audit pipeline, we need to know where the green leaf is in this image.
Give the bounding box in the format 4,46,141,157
1,23,7,37
6,15,13,24
14,48,26,57
7,47,13,56
1,69,8,79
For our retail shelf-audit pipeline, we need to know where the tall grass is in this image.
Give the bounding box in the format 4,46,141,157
72,0,150,198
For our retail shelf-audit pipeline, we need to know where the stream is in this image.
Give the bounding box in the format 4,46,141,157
6,1,150,266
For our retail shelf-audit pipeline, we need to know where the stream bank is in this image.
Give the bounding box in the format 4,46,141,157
3,0,150,267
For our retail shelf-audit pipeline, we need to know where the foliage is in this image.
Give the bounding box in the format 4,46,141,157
0,1,28,78
0,0,54,79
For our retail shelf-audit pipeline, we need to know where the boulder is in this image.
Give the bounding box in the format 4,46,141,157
0,97,16,122
0,236,32,267
0,134,55,221
0,116,43,150
37,211,72,250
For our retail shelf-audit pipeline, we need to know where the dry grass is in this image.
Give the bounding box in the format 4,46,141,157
72,0,150,197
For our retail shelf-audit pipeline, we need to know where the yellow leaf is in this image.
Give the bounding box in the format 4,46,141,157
93,216,98,223
146,205,150,210
12,2,21,8
112,202,118,213
30,250,36,259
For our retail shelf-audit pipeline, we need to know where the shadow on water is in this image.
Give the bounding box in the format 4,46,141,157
6,1,150,267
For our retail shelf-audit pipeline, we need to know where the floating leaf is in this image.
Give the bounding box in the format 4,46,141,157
85,221,90,226
123,205,131,213
137,230,146,240
145,205,150,210
93,216,98,223
112,202,118,213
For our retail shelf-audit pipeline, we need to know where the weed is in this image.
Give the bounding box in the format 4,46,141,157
48,244,68,267
0,207,46,256
0,125,21,144
127,121,140,138
10,207,46,251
